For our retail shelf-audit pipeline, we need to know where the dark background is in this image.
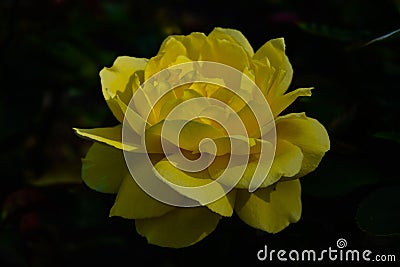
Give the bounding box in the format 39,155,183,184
0,0,399,266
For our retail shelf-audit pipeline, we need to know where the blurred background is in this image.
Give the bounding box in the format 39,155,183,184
0,0,399,266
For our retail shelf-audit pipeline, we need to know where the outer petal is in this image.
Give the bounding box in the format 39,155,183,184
135,207,221,248
154,159,234,216
100,56,147,122
208,139,302,189
81,143,126,193
74,125,164,153
262,139,303,186
276,113,330,178
206,189,236,217
251,58,274,98
235,179,301,233
253,38,293,98
145,37,187,80
200,34,251,71
208,27,254,57
270,87,313,117
163,32,207,60
73,125,141,151
110,173,175,219
114,94,149,135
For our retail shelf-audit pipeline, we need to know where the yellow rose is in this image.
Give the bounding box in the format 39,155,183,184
74,27,329,248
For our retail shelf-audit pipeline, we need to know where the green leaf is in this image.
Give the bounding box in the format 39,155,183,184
356,186,400,235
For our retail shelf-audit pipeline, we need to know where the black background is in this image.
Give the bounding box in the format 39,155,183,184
0,0,399,266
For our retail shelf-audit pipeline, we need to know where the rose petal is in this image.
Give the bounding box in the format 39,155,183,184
135,207,220,248
276,113,330,178
209,27,254,57
200,35,251,71
251,59,275,97
199,136,257,156
270,87,313,117
264,139,303,184
113,94,149,135
81,143,126,193
166,32,207,60
100,56,147,122
154,159,234,216
145,37,187,80
73,125,140,151
253,38,293,98
110,173,175,219
237,104,261,138
235,179,301,233
206,189,236,217
159,120,226,152
157,87,203,122
208,139,301,189
144,119,222,153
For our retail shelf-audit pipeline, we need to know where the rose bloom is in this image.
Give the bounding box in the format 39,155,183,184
74,28,329,248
